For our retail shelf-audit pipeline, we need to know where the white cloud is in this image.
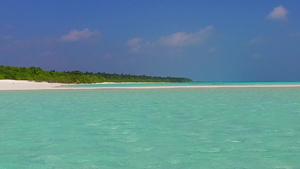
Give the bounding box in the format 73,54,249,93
126,26,214,54
159,26,214,46
267,5,288,20
126,37,143,53
1,28,100,52
249,37,264,45
208,47,217,53
60,28,100,42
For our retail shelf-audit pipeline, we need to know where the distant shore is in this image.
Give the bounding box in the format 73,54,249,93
2,80,300,91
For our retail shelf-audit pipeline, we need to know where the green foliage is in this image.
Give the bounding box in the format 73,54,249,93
0,65,193,83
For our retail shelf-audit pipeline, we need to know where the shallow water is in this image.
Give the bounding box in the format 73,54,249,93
1,87,300,168
68,81,300,88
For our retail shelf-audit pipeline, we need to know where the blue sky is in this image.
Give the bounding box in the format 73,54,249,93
1,0,300,81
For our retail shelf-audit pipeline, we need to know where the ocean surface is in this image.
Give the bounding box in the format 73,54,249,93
67,81,300,88
1,83,300,168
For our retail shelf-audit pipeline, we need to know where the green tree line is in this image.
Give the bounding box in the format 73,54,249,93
0,65,192,83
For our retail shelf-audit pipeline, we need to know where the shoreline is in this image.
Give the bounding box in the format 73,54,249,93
0,80,66,91
1,80,300,91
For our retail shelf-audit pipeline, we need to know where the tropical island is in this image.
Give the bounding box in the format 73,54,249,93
0,65,192,83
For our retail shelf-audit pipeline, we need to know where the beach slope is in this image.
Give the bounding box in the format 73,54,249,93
0,80,64,91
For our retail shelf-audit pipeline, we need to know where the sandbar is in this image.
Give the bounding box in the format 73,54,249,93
1,80,300,91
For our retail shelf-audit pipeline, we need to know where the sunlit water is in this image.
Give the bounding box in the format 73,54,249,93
1,86,300,168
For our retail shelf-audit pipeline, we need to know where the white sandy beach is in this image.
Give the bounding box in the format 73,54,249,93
1,80,300,91
0,80,65,91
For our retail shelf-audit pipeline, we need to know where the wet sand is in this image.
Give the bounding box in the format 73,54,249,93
1,80,300,91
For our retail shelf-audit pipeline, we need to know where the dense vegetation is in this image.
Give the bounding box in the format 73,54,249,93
0,65,192,83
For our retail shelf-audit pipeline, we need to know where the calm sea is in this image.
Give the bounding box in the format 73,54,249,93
1,84,300,168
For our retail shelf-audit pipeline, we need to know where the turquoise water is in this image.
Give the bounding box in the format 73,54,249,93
68,81,300,88
1,87,300,168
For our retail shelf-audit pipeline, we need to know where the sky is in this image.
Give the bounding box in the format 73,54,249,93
1,0,300,82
